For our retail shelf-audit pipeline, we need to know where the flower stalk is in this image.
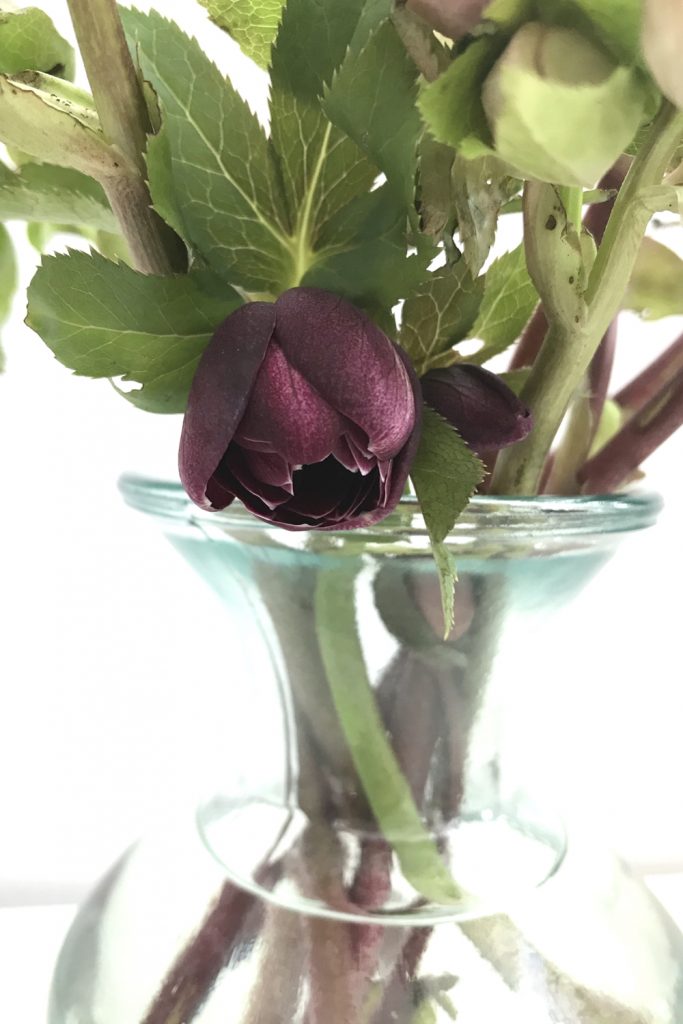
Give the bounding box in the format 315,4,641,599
65,0,185,275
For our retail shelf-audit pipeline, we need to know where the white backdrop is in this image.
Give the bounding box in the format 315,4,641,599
0,0,682,905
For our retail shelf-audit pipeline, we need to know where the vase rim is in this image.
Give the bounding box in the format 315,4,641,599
119,474,662,541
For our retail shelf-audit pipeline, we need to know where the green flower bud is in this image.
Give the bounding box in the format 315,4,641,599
481,22,647,187
643,0,683,109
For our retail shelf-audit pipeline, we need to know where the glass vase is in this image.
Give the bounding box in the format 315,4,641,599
50,477,683,1024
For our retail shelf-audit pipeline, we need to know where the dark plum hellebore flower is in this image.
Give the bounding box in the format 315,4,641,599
421,364,532,453
179,288,421,531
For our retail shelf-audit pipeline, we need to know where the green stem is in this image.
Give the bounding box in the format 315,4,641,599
315,565,462,905
558,184,583,233
66,0,185,274
492,101,683,495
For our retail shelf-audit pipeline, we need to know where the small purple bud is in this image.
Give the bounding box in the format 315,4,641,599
179,288,422,531
405,0,490,41
421,364,532,453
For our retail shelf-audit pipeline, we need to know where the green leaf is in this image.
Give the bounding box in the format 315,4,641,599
270,0,365,102
0,74,117,178
419,37,503,152
0,6,74,79
26,250,242,413
400,262,485,374
411,407,485,544
144,123,188,245
624,237,683,320
268,0,376,283
196,0,284,68
410,407,485,635
315,564,463,905
468,244,538,363
0,222,17,371
121,8,292,293
0,162,116,231
325,19,421,208
303,186,431,312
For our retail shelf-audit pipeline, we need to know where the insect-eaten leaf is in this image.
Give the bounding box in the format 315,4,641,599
0,75,118,179
0,5,75,79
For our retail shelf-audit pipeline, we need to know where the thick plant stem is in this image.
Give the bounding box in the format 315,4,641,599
510,162,628,373
66,0,185,274
492,101,683,495
545,321,618,494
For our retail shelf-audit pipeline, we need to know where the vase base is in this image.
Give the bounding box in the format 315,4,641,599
50,812,683,1024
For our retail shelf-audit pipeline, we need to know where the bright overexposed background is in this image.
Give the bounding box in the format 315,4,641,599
0,0,682,909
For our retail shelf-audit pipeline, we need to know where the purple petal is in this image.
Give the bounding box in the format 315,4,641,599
234,340,347,464
179,303,275,510
327,344,423,531
421,364,532,453
273,288,416,460
222,447,293,509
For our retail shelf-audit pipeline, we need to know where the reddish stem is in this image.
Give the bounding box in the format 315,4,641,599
615,332,683,414
589,320,618,427
578,368,683,492
140,882,261,1024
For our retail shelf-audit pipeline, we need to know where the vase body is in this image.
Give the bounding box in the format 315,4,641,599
50,479,683,1024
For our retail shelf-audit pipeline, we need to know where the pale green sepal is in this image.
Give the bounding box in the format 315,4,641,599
482,60,648,188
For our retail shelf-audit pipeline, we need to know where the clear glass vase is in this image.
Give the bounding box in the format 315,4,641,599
50,477,683,1024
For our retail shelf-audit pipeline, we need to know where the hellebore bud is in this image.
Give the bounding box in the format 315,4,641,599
421,364,532,453
179,289,421,531
481,22,647,187
405,0,490,41
643,0,683,109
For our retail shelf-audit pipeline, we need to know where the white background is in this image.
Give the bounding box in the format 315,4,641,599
0,0,682,907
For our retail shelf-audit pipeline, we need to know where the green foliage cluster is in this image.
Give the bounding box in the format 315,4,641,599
1,0,681,615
